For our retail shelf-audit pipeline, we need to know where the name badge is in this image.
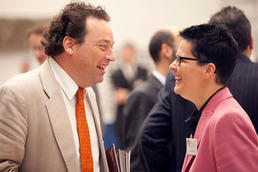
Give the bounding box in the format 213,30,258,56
186,138,198,156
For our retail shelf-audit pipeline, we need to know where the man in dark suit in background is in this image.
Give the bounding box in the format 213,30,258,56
208,6,258,133
111,43,147,147
123,27,181,172
139,6,258,172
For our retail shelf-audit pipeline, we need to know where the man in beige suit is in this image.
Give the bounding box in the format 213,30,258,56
0,2,114,172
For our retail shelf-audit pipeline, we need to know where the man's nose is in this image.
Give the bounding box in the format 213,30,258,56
106,52,115,61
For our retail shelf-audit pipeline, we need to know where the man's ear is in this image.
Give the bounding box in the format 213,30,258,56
63,36,77,55
161,43,172,60
250,34,254,50
204,63,216,78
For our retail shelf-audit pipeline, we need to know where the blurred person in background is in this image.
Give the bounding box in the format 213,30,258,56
21,25,48,73
140,6,258,172
28,25,48,64
111,43,147,147
123,27,181,172
208,6,258,133
0,2,114,171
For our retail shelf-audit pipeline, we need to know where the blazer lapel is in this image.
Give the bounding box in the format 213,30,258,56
86,88,109,172
39,59,80,172
182,110,213,172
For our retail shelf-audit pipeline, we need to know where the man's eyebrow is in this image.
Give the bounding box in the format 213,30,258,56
98,40,115,47
98,39,114,44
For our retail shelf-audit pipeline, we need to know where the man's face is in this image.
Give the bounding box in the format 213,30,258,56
169,39,204,101
121,45,136,64
73,16,115,87
28,33,48,64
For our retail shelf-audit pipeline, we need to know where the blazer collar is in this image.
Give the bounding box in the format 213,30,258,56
39,58,80,172
194,87,232,139
202,87,232,115
236,53,252,64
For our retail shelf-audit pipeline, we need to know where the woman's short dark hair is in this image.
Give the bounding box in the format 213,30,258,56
180,24,238,84
42,2,110,57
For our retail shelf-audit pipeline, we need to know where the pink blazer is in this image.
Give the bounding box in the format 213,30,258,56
182,87,258,172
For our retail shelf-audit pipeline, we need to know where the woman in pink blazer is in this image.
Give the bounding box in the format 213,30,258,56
169,24,257,172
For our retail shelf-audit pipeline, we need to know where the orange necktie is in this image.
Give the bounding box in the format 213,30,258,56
76,87,93,172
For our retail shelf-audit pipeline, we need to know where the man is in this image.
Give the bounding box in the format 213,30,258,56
139,6,258,172
173,24,257,172
208,6,258,133
28,25,48,64
27,24,104,132
111,43,147,147
0,2,114,172
122,29,180,172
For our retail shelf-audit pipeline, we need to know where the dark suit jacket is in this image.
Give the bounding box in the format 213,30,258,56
139,54,258,172
111,66,147,146
122,74,163,172
111,67,147,90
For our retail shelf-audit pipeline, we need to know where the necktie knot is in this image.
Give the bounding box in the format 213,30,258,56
77,87,84,102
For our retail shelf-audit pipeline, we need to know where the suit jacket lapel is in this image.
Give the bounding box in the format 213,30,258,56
149,74,163,90
86,88,109,172
39,59,79,172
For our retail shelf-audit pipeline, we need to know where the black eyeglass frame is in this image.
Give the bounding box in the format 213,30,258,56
175,55,210,66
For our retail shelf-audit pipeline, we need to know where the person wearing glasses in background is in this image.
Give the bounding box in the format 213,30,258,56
139,6,258,172
171,24,257,171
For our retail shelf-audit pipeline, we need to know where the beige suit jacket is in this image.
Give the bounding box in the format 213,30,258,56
0,59,109,172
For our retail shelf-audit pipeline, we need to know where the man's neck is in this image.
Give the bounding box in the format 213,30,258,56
242,47,252,58
155,61,170,77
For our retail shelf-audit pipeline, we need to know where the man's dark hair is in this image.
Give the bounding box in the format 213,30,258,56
149,30,175,63
180,24,238,84
208,6,251,53
42,2,110,57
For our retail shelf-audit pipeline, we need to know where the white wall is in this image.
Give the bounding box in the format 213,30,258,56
0,0,220,50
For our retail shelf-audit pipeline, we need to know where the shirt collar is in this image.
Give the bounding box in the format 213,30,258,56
185,86,226,135
49,57,78,100
152,70,166,86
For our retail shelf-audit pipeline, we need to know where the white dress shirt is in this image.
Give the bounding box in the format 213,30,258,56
152,70,166,86
49,57,100,172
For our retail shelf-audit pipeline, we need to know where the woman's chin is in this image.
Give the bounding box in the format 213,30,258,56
173,87,181,95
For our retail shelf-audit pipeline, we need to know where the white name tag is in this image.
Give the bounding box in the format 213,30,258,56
186,138,198,156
